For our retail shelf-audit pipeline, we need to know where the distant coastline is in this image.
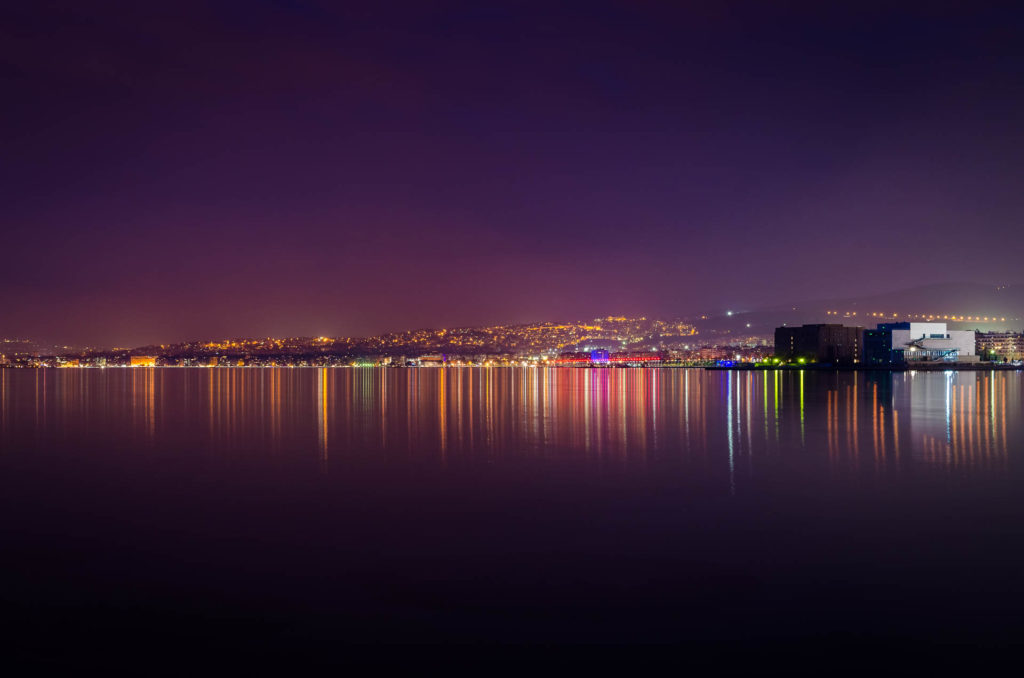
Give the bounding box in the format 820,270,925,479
3,363,1021,372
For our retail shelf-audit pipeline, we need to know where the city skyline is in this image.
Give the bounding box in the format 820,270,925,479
4,305,1023,367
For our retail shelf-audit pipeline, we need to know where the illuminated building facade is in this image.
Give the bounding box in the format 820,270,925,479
555,351,662,366
975,331,1024,362
862,323,976,364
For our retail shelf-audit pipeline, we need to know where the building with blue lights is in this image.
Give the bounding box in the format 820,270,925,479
862,322,976,364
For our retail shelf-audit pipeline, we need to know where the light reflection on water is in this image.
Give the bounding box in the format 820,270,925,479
1,367,1020,486
3,366,1024,658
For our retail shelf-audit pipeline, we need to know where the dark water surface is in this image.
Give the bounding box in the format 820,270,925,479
2,367,1023,666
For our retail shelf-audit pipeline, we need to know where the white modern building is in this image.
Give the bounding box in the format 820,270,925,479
863,322,976,364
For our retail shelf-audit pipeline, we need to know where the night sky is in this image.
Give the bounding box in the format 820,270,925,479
3,1,1023,347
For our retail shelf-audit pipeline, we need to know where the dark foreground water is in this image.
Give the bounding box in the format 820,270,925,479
1,367,1023,668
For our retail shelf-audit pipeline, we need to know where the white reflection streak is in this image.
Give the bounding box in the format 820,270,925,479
727,371,735,495
945,371,953,446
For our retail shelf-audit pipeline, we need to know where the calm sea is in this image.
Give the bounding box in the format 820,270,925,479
1,367,1022,666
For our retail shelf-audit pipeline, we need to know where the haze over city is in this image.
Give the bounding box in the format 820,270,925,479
4,2,1023,347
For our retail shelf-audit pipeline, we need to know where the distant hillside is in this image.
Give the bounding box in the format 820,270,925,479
694,283,1024,337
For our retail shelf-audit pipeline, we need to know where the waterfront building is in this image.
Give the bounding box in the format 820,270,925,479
862,322,976,365
975,331,1024,362
774,324,862,364
129,356,157,367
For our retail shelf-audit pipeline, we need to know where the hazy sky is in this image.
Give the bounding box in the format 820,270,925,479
3,1,1023,346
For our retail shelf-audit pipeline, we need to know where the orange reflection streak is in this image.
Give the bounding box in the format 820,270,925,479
208,367,215,442
983,376,991,459
381,367,388,450
989,374,997,455
317,368,328,465
406,369,414,453
826,389,834,467
148,368,155,442
1001,376,1007,457
845,385,853,463
879,405,886,463
656,370,663,456
852,373,859,463
456,368,466,451
892,408,899,464
967,382,975,463
1,368,6,439
232,368,240,443
273,368,282,450
872,383,879,466
438,368,447,461
485,368,494,451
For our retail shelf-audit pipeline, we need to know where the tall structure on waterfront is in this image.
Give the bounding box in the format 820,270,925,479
774,324,862,364
862,322,976,365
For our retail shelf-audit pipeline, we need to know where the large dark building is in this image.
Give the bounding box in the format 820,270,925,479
774,324,863,364
862,327,894,365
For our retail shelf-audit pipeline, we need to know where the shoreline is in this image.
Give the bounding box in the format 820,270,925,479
2,364,1021,372
703,363,1022,372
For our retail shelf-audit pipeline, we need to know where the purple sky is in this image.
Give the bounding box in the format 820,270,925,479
3,1,1023,347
